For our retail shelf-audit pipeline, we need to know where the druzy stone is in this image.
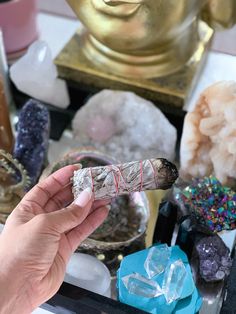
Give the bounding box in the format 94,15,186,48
72,90,177,163
13,99,50,189
176,176,236,233
122,273,163,298
196,235,232,282
144,244,171,278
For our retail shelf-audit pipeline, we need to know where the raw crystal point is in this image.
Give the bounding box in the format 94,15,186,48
196,235,232,282
13,99,50,189
10,41,70,109
162,259,187,304
144,244,171,278
72,90,177,162
122,273,163,298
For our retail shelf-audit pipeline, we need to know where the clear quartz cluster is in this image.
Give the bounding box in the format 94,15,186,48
122,246,187,303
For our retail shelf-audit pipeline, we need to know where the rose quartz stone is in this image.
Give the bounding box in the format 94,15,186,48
87,115,116,143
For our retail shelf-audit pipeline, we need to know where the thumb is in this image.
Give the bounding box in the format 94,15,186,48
46,188,93,234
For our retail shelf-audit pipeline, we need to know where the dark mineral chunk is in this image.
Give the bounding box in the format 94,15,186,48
13,99,50,189
196,235,232,282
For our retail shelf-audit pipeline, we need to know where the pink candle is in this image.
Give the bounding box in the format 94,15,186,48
0,0,38,54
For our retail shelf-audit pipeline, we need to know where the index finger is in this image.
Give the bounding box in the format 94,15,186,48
23,165,80,207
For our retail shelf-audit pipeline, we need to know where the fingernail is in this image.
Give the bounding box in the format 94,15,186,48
74,163,82,170
74,188,92,207
105,205,111,211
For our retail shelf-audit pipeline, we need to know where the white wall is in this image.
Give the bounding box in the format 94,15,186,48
37,0,76,18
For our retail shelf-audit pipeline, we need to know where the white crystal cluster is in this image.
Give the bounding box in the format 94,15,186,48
180,81,236,185
72,90,177,162
10,41,70,109
122,245,187,304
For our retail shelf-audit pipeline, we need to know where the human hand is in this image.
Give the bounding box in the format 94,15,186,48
0,165,110,314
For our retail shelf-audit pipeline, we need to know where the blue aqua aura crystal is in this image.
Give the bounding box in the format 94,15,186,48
13,99,50,189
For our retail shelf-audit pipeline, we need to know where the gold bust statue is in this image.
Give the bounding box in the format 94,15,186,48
67,0,236,78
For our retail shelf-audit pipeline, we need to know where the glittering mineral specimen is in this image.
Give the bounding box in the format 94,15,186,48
196,235,232,282
13,99,50,189
176,176,236,233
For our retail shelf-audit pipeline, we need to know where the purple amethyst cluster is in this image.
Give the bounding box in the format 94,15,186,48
13,99,50,189
196,235,232,282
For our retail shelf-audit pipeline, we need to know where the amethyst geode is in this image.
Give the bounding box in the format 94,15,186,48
196,235,232,282
13,99,50,189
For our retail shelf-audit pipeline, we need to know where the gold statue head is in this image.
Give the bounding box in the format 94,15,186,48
69,0,206,51
67,0,236,78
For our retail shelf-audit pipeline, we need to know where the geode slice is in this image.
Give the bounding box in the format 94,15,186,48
13,99,50,189
196,235,232,282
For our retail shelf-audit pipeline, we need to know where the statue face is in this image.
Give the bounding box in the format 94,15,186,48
91,0,146,17
67,0,207,52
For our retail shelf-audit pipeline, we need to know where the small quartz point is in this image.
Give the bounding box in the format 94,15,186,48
144,244,171,278
122,273,163,298
162,259,187,304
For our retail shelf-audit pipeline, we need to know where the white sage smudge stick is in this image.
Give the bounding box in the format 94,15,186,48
73,158,178,201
